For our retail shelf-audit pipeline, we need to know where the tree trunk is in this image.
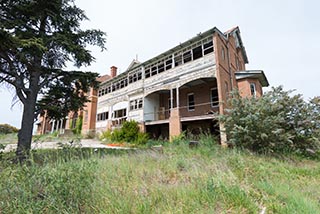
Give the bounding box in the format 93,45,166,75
16,73,40,163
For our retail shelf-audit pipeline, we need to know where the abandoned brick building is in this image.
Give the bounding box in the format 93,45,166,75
36,26,269,141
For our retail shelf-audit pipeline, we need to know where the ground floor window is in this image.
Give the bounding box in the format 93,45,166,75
114,108,127,118
188,93,195,111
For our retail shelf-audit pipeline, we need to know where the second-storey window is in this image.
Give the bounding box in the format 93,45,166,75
188,93,195,111
210,88,219,107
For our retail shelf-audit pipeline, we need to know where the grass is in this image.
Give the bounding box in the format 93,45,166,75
0,133,18,145
0,136,319,213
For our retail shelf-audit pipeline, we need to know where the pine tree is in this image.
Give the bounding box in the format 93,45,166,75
0,0,106,161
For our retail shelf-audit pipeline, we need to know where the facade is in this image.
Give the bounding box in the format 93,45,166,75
36,26,269,142
93,26,268,140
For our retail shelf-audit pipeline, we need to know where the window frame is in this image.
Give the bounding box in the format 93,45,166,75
210,87,219,107
187,93,195,111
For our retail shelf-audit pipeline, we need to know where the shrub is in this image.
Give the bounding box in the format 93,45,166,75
110,128,124,142
134,132,149,145
121,120,140,142
219,86,320,157
99,130,112,141
99,121,149,145
0,124,19,134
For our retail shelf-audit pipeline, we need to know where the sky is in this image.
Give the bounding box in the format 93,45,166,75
1,0,319,128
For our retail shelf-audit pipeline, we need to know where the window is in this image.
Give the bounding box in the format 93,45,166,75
168,98,172,110
235,54,240,70
145,68,151,78
225,81,229,95
97,112,108,121
192,45,203,60
174,53,182,67
158,62,165,73
250,83,256,97
188,93,195,111
183,50,192,63
165,58,172,70
130,98,143,111
137,71,142,80
203,41,214,55
210,88,219,107
114,109,126,118
151,65,157,76
221,47,225,60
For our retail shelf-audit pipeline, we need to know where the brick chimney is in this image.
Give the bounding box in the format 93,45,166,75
110,66,117,78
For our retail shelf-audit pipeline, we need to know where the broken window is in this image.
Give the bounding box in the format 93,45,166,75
174,53,182,67
192,45,203,60
183,50,192,63
203,41,213,55
188,93,195,111
210,88,219,107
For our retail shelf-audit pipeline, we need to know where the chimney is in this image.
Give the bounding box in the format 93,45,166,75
110,66,117,78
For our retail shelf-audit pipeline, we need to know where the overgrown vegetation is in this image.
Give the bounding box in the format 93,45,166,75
0,135,319,213
100,120,149,145
219,86,320,158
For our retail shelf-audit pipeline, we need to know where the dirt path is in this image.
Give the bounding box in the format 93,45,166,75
2,139,128,153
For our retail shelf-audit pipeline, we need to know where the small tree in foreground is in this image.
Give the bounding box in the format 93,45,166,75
219,86,320,157
0,0,106,161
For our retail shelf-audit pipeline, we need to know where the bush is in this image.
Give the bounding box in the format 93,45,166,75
121,120,140,142
0,124,19,134
134,132,149,145
99,130,112,141
99,120,149,145
110,128,124,142
219,86,320,157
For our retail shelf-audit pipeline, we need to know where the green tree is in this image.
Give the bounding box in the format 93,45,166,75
219,86,320,156
0,123,19,134
0,0,106,161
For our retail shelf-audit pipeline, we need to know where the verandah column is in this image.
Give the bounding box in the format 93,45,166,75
169,87,181,141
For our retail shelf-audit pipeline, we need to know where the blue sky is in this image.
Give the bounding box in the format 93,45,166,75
1,0,319,128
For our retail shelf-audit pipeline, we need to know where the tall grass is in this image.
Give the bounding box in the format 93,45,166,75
0,135,319,213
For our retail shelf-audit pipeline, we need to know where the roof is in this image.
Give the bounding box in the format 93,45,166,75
235,70,269,87
125,59,141,71
224,26,249,64
96,74,111,83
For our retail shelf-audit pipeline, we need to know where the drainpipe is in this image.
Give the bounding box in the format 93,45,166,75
226,34,233,91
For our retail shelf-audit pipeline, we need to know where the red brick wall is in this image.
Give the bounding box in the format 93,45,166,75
237,78,263,98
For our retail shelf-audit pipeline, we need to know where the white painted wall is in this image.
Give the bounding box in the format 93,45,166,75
128,109,143,122
144,93,160,121
113,101,128,111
